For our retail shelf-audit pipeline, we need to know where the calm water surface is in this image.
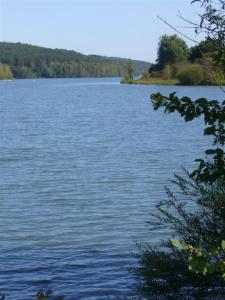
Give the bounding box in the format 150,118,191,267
0,78,224,299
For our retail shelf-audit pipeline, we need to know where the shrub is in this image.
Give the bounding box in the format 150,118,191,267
162,64,173,79
150,71,161,78
141,70,151,80
135,176,225,299
176,64,204,85
0,64,13,80
210,70,225,85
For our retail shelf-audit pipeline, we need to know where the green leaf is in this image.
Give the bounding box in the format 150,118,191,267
205,149,217,155
209,246,219,256
222,273,225,281
171,239,187,250
188,255,208,275
204,126,216,135
221,240,225,251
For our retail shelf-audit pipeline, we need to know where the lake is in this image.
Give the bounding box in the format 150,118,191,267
0,78,224,299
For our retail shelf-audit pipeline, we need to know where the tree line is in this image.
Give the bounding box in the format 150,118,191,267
0,42,150,79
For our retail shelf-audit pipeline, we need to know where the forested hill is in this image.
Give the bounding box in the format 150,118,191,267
0,42,151,79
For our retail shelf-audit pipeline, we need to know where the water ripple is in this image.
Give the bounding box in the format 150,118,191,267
0,78,223,299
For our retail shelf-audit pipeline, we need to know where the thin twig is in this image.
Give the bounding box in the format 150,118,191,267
157,16,199,44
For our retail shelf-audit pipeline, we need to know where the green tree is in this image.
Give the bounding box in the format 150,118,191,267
0,64,13,79
193,0,225,71
157,34,189,69
125,59,134,80
14,66,36,78
189,38,216,62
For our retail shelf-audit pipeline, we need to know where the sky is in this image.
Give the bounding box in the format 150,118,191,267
0,0,205,63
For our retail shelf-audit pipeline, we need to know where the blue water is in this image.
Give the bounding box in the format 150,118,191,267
0,78,224,299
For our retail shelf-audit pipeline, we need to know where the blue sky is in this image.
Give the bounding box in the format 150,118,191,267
0,0,205,62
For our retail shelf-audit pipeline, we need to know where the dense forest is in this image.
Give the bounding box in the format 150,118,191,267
0,42,150,79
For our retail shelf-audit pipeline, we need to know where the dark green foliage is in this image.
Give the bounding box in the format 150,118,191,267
136,249,224,299
156,34,189,70
189,38,217,62
13,66,37,78
0,42,150,79
135,173,225,299
176,64,204,85
153,176,225,247
191,0,225,73
125,59,134,80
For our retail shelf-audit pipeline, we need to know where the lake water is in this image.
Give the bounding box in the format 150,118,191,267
0,78,224,299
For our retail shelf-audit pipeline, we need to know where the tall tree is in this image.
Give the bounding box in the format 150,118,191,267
157,34,189,69
125,59,134,80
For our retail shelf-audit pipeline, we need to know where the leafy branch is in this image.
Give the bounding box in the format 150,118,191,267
172,239,225,278
151,92,225,182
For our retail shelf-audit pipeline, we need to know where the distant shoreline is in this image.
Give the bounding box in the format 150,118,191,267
0,42,151,80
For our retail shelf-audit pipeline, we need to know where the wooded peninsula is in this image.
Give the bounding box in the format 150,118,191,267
122,35,225,85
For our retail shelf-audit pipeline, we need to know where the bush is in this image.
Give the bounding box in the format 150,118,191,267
162,64,173,79
150,71,161,78
210,70,225,85
141,71,151,80
176,64,204,85
135,176,225,299
0,64,13,80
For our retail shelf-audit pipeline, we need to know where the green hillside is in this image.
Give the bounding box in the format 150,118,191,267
0,42,151,79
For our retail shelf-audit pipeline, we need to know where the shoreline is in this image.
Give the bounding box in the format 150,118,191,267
121,78,179,85
121,78,225,86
